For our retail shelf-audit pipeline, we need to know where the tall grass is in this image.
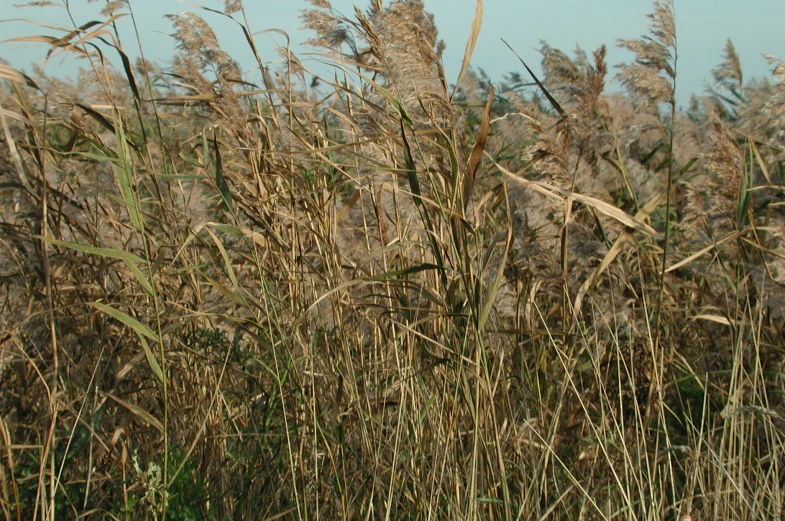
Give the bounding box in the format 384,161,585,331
0,0,783,519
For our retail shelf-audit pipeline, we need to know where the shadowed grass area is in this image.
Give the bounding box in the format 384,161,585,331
0,0,783,519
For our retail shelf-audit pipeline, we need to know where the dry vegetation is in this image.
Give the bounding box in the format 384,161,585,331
0,0,783,519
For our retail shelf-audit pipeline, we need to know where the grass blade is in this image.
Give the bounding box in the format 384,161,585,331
451,0,484,101
105,393,164,432
91,302,157,341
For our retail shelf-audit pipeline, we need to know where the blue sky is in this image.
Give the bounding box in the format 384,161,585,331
2,0,783,107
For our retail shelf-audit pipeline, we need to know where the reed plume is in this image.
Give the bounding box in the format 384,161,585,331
1,0,783,519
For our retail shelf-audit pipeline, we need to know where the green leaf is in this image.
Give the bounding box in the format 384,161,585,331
399,120,448,289
105,393,163,432
178,152,204,169
125,261,155,297
138,335,165,385
91,302,157,341
678,156,699,179
478,229,511,332
640,142,664,166
502,38,565,118
115,44,140,101
92,303,162,383
42,237,145,263
213,131,233,210
112,112,143,232
42,238,154,296
353,70,413,127
202,274,248,308
201,225,240,291
369,263,442,280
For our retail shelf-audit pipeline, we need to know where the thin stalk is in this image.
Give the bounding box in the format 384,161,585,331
41,95,59,521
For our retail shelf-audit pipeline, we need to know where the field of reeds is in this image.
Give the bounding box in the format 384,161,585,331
0,0,783,519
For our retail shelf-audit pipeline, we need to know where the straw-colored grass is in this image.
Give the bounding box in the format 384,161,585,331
0,0,783,519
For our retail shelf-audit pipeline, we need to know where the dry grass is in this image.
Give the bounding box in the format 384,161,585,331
0,0,783,519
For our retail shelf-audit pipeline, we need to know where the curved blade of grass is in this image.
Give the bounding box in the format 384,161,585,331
0,64,40,90
92,302,157,341
749,138,772,184
203,273,248,308
369,263,442,280
113,42,140,101
115,351,146,381
400,119,448,288
573,192,664,318
213,131,232,210
200,225,239,291
306,278,369,316
678,156,699,179
112,112,143,233
478,227,512,332
188,222,249,307
74,103,116,135
41,237,154,296
451,0,484,101
693,314,732,326
665,230,740,273
45,19,121,55
501,38,566,118
137,336,164,385
105,393,163,432
355,70,413,128
493,158,659,236
640,143,664,166
91,302,163,383
465,86,494,209
0,101,35,195
737,156,751,228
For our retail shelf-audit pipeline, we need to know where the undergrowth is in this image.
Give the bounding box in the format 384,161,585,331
0,0,783,519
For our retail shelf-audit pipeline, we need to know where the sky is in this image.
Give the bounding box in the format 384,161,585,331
1,0,783,108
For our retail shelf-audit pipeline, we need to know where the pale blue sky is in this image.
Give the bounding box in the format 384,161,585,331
2,0,783,107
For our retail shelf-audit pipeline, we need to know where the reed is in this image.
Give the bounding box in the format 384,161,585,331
0,0,783,519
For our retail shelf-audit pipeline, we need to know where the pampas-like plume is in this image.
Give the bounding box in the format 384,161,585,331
713,39,743,93
704,106,745,229
678,100,743,270
361,1,453,133
222,0,242,14
298,1,468,339
301,6,350,51
307,0,461,257
762,54,785,152
617,0,676,108
539,42,584,94
708,39,744,119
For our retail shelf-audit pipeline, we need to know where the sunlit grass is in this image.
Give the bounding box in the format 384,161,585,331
0,0,783,519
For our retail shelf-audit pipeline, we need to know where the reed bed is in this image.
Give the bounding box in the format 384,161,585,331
0,0,783,519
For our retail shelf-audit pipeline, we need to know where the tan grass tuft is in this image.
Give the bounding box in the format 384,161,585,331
1,0,784,519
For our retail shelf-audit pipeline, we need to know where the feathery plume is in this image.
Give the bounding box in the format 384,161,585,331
617,0,677,107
